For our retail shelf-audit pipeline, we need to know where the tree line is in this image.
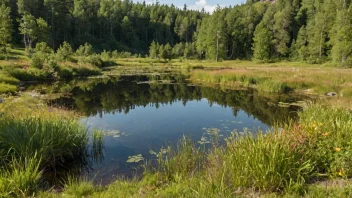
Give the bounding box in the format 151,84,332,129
1,0,352,66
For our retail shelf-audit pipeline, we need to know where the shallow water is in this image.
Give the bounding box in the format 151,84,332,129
28,74,307,184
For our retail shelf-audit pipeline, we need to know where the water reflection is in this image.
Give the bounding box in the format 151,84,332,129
26,74,307,184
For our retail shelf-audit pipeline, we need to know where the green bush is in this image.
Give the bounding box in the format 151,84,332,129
76,43,93,56
78,54,103,68
31,53,45,69
56,41,73,61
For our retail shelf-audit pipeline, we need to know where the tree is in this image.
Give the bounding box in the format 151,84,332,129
330,7,352,66
273,3,293,57
149,41,159,59
0,4,12,53
19,14,49,48
159,43,172,60
252,22,271,61
98,0,119,38
291,26,308,61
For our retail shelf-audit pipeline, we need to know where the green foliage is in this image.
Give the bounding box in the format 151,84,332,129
56,41,73,61
330,7,352,67
158,43,172,60
0,4,12,54
30,42,53,69
63,177,97,197
298,104,352,177
0,83,17,93
0,156,42,197
19,14,49,48
150,136,206,182
253,22,272,61
0,116,88,169
76,42,93,56
149,41,159,59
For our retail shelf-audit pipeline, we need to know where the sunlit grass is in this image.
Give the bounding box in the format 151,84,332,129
30,103,352,197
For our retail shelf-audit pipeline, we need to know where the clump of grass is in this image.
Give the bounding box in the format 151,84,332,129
0,83,17,93
0,156,42,197
0,72,19,84
63,176,97,197
150,136,206,183
0,115,89,170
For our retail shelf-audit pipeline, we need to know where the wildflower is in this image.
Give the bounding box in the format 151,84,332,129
322,132,329,137
338,169,344,176
312,123,316,128
318,122,323,127
334,147,341,152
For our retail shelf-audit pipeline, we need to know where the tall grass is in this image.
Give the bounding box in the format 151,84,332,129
0,116,88,169
191,71,292,93
0,108,104,196
150,136,206,183
0,156,42,197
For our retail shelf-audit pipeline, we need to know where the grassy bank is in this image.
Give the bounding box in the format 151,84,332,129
0,95,103,197
2,57,352,197
31,104,352,197
0,47,108,93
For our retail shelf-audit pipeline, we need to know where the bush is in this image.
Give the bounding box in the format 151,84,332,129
76,43,93,56
31,53,45,69
78,54,103,68
56,41,73,61
100,50,112,61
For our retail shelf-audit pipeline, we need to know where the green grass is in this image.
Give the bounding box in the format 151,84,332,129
190,68,352,97
0,115,89,169
0,83,17,93
29,104,352,197
0,96,104,197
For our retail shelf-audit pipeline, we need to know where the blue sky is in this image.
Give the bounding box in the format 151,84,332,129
136,0,246,13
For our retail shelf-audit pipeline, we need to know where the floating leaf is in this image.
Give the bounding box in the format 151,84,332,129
126,154,144,163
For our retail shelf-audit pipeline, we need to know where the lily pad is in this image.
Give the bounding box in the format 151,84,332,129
126,154,144,163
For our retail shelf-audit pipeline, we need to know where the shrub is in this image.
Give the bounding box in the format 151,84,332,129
78,54,103,68
76,43,93,56
100,50,112,61
56,41,73,61
31,53,45,69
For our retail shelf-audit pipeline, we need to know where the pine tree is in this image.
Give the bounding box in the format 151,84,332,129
291,26,308,61
0,4,12,53
331,7,352,66
149,41,158,59
252,22,271,61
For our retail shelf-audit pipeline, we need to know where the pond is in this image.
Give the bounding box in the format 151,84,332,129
27,74,307,185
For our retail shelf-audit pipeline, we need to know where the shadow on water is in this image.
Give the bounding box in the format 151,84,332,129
25,74,310,185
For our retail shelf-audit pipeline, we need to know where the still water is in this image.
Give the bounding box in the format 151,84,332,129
31,74,305,184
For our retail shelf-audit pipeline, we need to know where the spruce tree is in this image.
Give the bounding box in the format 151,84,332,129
0,4,12,53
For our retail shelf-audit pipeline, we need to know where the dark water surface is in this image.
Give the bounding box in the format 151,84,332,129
28,74,306,184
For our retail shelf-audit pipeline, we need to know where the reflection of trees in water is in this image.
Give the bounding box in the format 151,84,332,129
50,75,303,126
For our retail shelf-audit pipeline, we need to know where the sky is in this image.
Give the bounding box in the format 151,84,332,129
136,0,246,13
